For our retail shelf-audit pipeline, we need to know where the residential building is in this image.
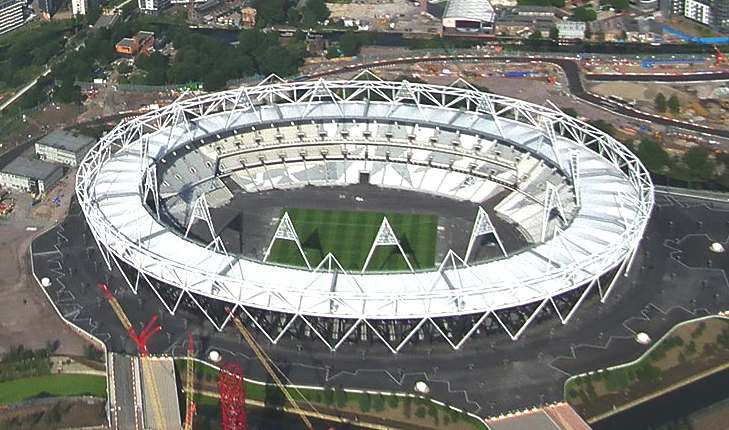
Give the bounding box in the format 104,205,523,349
0,158,63,195
0,0,24,36
115,31,155,56
670,0,729,31
35,130,95,167
684,0,712,24
71,0,87,15
138,0,170,14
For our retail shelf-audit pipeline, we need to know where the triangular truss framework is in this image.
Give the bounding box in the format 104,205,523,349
185,194,216,240
465,206,507,262
304,79,344,117
387,80,426,119
263,212,311,270
541,183,567,242
143,165,160,220
361,217,414,273
570,151,581,207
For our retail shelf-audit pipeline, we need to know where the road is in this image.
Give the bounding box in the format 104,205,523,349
300,54,729,139
109,353,142,430
586,71,729,82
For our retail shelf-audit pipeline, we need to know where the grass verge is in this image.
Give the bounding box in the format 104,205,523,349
0,374,107,405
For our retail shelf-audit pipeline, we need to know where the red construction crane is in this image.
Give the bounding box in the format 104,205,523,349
714,45,726,65
97,283,166,428
97,283,161,356
218,362,248,430
184,333,197,430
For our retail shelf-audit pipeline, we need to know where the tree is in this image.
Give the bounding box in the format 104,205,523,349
572,6,597,22
54,80,82,104
373,395,385,412
588,119,616,137
654,92,667,112
667,94,680,114
683,146,714,180
549,26,559,40
335,388,347,408
255,0,287,26
301,0,330,26
358,394,371,412
517,0,563,7
387,395,399,409
338,31,368,56
287,8,301,24
136,52,169,85
561,107,578,117
611,0,630,10
637,139,669,173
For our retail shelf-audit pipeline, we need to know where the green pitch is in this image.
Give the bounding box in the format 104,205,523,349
267,208,438,272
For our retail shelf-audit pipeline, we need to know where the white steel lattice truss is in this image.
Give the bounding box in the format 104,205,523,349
465,206,507,262
76,78,654,352
361,217,414,273
263,211,312,270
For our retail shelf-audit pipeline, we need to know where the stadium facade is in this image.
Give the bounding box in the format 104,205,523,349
76,75,654,352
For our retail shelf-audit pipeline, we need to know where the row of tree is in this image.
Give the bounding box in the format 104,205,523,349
654,92,681,114
0,21,76,91
255,0,330,28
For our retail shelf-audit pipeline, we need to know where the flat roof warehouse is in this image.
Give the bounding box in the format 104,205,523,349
443,0,495,23
36,130,95,152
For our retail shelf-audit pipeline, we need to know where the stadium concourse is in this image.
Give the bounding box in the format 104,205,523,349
72,76,652,354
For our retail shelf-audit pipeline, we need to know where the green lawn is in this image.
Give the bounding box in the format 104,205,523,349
267,208,438,272
0,374,107,405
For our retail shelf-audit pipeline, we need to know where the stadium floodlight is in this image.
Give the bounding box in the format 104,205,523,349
465,206,507,262
541,183,567,243
142,165,160,220
76,78,654,351
185,194,216,240
263,211,311,269
361,217,414,273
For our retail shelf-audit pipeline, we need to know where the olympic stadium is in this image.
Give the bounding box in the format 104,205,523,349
75,74,654,353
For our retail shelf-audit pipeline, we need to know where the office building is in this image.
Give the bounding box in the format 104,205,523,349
0,158,63,195
35,130,95,167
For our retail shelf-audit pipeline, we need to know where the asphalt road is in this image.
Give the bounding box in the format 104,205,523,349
111,354,141,430
586,72,729,82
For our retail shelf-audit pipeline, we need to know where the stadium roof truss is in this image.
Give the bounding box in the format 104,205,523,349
76,78,654,351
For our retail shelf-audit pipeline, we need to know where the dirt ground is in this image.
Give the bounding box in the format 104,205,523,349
588,81,729,130
0,174,88,357
0,224,87,356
